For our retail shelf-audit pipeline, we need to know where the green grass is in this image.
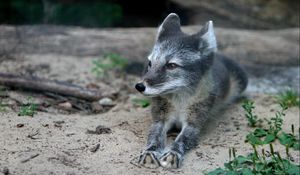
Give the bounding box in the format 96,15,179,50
91,53,128,77
132,98,150,108
277,89,300,108
18,97,37,117
207,100,300,175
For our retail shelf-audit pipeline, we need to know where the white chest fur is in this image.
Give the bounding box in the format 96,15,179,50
163,94,189,130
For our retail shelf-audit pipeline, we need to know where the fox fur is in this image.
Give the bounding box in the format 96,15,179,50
135,13,248,169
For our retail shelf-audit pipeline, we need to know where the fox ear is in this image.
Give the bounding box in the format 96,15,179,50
198,21,217,54
156,13,182,41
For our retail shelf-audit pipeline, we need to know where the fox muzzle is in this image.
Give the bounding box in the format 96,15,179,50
135,83,146,92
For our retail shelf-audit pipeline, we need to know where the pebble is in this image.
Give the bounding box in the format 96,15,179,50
98,98,115,106
91,101,103,112
58,102,72,109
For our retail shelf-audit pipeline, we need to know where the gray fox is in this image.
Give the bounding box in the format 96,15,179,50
135,13,248,169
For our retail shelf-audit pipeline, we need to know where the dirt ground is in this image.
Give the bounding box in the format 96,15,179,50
0,26,299,175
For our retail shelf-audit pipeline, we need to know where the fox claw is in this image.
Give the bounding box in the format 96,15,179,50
159,151,182,169
138,151,160,168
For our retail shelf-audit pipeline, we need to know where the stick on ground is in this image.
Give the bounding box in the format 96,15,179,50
0,73,103,101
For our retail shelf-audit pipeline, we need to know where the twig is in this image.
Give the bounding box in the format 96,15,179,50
20,153,40,163
0,73,103,101
27,130,40,140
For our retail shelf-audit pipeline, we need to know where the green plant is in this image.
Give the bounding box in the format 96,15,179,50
242,100,260,127
266,103,287,136
91,53,128,77
18,97,37,117
208,100,300,175
0,101,6,112
208,145,299,175
277,89,300,108
132,98,150,108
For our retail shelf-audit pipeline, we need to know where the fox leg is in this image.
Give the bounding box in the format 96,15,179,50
138,121,166,168
159,125,199,168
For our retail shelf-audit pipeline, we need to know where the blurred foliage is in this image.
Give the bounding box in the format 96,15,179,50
18,97,37,117
91,53,128,77
277,89,300,108
132,98,150,108
0,101,7,112
0,0,122,27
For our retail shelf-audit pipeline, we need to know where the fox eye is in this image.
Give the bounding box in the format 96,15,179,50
148,61,152,67
166,63,178,70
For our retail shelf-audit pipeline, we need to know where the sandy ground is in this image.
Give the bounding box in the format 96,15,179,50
0,93,299,175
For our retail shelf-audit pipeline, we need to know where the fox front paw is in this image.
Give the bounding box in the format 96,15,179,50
159,151,182,169
138,151,160,168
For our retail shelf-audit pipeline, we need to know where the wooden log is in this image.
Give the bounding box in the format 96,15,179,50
0,73,103,101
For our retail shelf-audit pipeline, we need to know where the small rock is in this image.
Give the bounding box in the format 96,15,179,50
16,123,24,128
53,121,65,125
58,102,72,109
195,151,203,158
95,125,112,134
66,132,75,137
42,124,49,127
90,143,100,153
53,121,65,128
86,125,112,135
91,101,103,112
98,98,115,106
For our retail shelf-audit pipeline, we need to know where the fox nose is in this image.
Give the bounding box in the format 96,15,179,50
135,83,146,92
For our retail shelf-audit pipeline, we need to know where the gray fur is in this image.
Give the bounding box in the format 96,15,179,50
137,13,248,169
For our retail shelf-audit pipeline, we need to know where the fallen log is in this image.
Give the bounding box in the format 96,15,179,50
0,73,103,101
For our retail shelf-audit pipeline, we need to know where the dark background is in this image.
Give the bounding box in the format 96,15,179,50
0,0,299,29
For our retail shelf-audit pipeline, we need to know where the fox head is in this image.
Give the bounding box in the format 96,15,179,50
135,13,217,97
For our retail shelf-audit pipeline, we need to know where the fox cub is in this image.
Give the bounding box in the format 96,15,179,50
135,13,248,169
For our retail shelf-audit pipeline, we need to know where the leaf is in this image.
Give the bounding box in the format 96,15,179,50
207,168,226,175
235,155,252,164
255,163,265,172
240,168,253,175
224,162,234,171
263,134,276,144
285,162,300,175
293,141,300,150
278,132,296,147
253,128,268,137
246,133,263,145
226,171,238,175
